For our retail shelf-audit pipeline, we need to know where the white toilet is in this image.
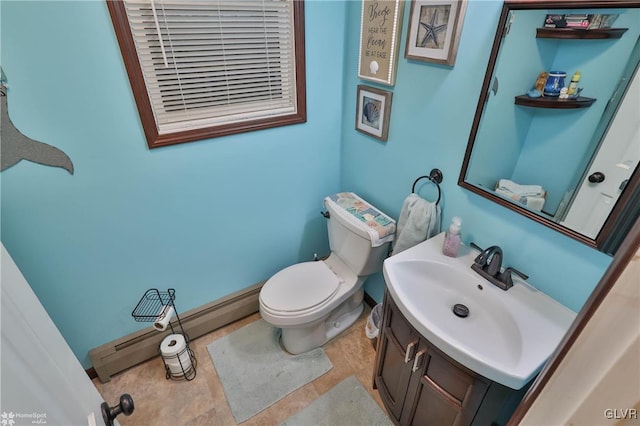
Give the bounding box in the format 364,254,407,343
259,192,396,354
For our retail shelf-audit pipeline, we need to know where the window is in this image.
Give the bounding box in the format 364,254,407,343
107,0,306,148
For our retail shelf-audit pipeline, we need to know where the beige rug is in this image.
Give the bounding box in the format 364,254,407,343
279,375,393,426
207,319,333,423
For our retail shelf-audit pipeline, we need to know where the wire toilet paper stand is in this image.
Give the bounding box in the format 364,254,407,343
131,288,197,381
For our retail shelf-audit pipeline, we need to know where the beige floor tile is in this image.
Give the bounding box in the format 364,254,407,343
93,306,387,425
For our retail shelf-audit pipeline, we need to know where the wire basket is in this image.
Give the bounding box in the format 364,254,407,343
131,289,176,322
131,288,197,381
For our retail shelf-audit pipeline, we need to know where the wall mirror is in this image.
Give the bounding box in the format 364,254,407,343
459,0,640,255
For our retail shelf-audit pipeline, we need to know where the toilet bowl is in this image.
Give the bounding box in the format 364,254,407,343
259,192,395,354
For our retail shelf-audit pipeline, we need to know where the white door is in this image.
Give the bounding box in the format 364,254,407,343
1,244,119,426
561,69,640,238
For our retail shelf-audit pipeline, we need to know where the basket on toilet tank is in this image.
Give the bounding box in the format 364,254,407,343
324,192,396,275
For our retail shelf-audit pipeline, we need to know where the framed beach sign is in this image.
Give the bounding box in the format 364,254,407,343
355,85,393,141
405,0,467,66
358,0,405,86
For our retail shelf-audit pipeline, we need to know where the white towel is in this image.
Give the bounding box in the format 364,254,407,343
495,188,546,211
392,194,441,255
522,195,545,211
497,179,545,197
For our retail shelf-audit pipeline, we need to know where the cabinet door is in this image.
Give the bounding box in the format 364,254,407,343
403,349,489,426
374,294,420,422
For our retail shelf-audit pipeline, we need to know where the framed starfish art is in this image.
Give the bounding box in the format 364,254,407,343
405,0,467,66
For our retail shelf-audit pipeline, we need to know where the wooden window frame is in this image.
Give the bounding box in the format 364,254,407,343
107,0,307,149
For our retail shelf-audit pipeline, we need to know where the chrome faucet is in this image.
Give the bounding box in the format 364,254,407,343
470,243,528,290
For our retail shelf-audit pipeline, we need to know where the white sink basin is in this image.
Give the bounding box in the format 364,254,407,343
383,233,576,390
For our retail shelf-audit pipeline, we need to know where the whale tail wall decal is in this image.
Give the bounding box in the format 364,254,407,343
1,82,74,174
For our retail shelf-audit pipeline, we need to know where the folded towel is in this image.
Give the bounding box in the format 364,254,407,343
497,179,545,197
325,192,396,247
523,196,546,211
495,187,546,211
392,193,441,255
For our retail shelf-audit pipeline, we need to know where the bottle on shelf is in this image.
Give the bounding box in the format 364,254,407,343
567,71,581,96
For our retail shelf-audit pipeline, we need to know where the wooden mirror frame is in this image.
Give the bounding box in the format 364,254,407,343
457,0,640,255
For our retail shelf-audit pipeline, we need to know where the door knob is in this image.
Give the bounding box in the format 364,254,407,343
101,394,134,426
588,172,605,183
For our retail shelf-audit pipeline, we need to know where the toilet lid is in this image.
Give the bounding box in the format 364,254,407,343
261,262,341,313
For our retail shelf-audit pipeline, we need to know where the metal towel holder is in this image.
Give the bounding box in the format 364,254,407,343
411,168,443,205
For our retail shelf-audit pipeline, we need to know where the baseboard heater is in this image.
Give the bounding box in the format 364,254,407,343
89,282,263,383
89,282,379,383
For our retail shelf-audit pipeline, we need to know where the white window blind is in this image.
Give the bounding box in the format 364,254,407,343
122,0,298,135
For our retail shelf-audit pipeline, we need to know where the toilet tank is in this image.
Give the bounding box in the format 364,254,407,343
324,193,396,276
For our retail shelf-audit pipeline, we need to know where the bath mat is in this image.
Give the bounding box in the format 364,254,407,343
207,319,333,423
279,375,393,426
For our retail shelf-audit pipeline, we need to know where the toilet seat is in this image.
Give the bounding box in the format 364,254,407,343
260,261,341,315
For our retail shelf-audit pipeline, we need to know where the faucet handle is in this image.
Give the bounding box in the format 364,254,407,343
499,267,529,288
469,242,485,263
469,242,484,252
507,267,528,280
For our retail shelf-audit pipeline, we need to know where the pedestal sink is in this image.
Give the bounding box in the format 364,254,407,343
383,233,576,390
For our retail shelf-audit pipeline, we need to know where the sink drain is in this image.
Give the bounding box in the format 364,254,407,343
453,304,469,318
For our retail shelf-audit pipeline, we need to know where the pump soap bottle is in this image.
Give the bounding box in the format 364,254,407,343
442,217,462,257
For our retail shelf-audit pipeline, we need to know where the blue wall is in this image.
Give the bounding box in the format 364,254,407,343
340,1,612,308
1,0,345,367
511,9,640,212
468,8,640,214
1,0,614,369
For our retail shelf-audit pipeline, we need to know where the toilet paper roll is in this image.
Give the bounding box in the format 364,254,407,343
153,305,175,331
160,334,192,376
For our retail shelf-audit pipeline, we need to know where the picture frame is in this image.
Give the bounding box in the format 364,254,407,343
358,0,405,86
405,0,467,66
355,85,393,141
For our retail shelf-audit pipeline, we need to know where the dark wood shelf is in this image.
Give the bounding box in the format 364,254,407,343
515,95,596,109
536,27,628,39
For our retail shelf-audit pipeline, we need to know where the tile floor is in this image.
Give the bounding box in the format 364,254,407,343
93,306,388,426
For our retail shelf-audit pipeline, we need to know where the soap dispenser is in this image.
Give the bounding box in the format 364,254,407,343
442,217,462,257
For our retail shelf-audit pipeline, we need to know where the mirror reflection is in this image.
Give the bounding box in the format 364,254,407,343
459,1,640,253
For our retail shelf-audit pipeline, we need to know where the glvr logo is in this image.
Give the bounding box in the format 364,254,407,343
605,408,638,419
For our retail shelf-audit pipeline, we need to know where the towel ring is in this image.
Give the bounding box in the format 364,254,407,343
411,168,443,205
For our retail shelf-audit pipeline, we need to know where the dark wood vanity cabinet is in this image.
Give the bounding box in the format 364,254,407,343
374,292,528,426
